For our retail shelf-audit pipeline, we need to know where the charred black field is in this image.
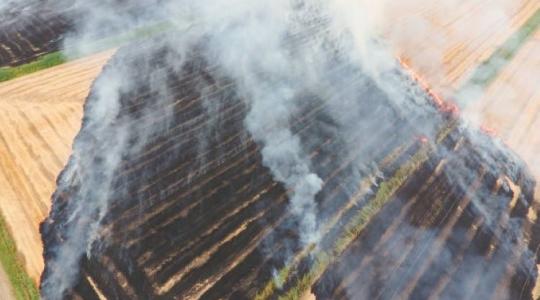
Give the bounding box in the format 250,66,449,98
0,0,164,68
38,32,540,300
0,1,70,67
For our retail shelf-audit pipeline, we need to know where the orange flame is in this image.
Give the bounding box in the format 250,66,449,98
480,124,498,137
397,56,503,140
397,57,459,117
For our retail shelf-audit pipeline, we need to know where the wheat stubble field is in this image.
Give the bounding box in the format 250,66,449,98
391,0,540,200
0,49,114,284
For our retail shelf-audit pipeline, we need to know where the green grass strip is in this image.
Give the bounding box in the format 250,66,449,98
278,146,431,300
463,8,540,89
260,121,457,300
0,21,175,84
332,146,430,255
0,52,67,82
254,143,412,300
0,213,39,300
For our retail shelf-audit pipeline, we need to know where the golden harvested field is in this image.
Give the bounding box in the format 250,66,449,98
0,49,114,283
387,0,540,93
466,29,540,196
388,0,540,196
388,1,540,295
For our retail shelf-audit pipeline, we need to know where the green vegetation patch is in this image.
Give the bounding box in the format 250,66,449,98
0,52,67,83
0,213,39,300
257,120,460,300
255,143,414,300
256,145,431,300
333,146,430,255
464,8,540,89
0,21,175,84
278,146,431,300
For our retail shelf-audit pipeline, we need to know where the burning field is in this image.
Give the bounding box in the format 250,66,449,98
40,42,539,298
39,3,540,298
0,0,539,300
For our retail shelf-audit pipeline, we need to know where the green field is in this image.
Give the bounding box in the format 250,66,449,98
0,213,39,300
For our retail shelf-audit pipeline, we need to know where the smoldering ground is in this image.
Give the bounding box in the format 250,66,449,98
37,0,538,299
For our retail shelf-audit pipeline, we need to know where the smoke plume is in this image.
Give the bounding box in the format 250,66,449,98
39,0,538,299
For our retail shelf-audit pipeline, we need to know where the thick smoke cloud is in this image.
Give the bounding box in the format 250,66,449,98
39,0,538,299
0,0,17,11
41,1,418,297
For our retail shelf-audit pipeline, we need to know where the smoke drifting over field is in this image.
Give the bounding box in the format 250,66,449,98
383,0,529,106
39,0,538,299
0,0,18,11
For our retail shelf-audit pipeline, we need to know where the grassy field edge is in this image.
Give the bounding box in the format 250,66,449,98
0,212,39,300
0,21,173,84
0,52,67,83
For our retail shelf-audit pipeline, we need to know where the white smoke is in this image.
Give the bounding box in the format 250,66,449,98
0,0,16,11
40,54,130,298
39,0,539,299
41,1,407,297
194,0,325,245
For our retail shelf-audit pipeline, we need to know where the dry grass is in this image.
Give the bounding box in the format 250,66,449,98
0,50,114,284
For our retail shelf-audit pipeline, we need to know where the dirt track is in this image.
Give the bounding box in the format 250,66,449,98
0,49,114,283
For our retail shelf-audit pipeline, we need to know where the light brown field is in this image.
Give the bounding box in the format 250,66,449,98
386,0,540,197
387,0,540,297
0,265,15,300
386,0,540,95
0,49,114,283
467,29,540,196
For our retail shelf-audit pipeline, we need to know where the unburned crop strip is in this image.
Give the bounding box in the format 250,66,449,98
326,157,448,299
253,134,414,300
278,146,431,300
254,142,431,300
0,52,67,82
443,0,537,86
0,212,39,300
390,168,486,299
462,7,540,89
